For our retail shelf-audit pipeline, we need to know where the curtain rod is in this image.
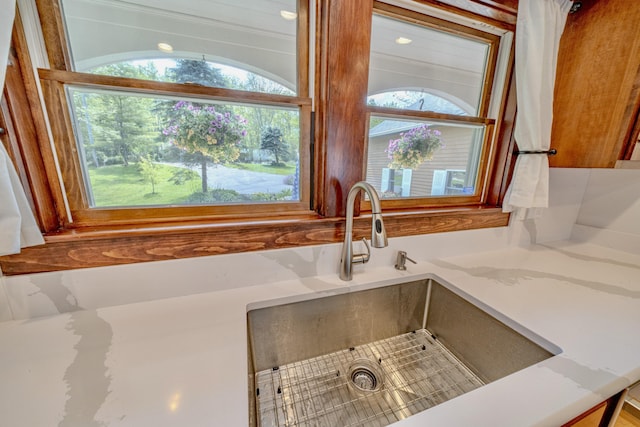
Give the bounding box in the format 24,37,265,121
570,2,582,14
517,149,558,156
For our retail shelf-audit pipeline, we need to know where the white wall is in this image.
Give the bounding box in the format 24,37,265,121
0,168,591,322
512,168,591,245
571,168,640,254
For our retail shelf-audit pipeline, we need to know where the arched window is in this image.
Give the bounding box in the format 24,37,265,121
85,58,295,96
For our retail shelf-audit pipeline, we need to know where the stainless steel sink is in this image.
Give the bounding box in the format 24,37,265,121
246,277,558,427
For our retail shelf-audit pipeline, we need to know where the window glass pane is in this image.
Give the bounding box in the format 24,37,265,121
60,0,299,95
87,59,296,96
366,116,484,199
368,90,467,115
68,87,301,207
368,14,490,116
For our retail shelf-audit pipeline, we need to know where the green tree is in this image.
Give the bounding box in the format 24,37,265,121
73,91,157,167
163,101,247,193
76,62,161,167
238,74,297,159
138,155,161,194
94,94,156,166
92,62,160,81
260,127,289,166
166,58,227,87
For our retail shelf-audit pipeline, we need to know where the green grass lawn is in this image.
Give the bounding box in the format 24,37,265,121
88,163,200,206
228,162,295,175
87,161,295,206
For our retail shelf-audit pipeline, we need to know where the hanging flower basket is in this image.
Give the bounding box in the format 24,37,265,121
162,101,247,164
386,124,443,170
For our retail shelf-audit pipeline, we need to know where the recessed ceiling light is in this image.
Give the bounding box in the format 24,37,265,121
157,42,173,53
280,10,297,20
395,37,412,45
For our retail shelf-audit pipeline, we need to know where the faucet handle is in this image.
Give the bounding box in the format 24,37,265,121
352,238,371,265
395,250,416,270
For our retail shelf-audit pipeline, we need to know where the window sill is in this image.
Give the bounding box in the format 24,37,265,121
0,207,509,275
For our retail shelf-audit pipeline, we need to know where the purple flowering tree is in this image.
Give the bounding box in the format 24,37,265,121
386,124,443,170
163,101,247,193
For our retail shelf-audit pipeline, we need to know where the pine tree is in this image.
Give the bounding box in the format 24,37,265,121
260,127,290,166
166,58,227,87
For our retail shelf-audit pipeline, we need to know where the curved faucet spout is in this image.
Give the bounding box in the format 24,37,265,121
339,181,388,281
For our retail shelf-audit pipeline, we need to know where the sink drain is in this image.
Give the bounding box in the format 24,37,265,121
352,368,377,390
348,359,384,393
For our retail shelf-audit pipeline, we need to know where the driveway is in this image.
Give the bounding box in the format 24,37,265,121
205,164,292,193
163,162,293,194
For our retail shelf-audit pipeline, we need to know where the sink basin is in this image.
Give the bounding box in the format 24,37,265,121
246,277,559,427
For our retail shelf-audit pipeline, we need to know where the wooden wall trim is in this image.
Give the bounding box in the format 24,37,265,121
39,69,313,107
486,39,516,206
366,106,496,125
414,0,516,29
2,11,64,233
0,208,509,275
33,0,70,70
316,0,374,218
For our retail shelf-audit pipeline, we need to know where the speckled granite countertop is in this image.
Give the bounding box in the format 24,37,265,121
1,240,639,426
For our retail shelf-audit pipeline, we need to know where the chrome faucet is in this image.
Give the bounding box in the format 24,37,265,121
339,181,388,281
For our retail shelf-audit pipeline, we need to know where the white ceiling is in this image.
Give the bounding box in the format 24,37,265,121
61,0,493,109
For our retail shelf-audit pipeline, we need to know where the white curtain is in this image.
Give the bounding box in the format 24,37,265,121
502,0,572,218
1,0,45,255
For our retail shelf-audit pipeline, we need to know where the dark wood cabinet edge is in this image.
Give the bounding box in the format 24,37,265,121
621,72,640,160
0,208,509,275
560,390,626,427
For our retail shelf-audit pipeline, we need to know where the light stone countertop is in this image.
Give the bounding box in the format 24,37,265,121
1,240,639,427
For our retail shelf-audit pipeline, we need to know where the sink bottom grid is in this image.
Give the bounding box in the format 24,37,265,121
254,329,484,427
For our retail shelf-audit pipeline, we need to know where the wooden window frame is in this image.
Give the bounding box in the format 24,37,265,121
363,2,504,212
364,108,496,210
36,0,313,228
0,0,517,275
38,70,314,227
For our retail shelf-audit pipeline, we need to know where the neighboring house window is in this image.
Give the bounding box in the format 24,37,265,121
365,2,509,208
38,0,311,226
